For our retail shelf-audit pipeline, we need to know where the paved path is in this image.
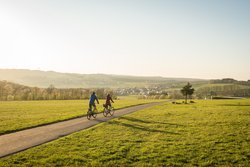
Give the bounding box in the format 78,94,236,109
0,102,163,158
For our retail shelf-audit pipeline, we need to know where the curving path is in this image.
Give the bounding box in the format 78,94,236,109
0,102,163,158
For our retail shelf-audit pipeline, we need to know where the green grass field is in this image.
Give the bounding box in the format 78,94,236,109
0,99,163,135
1,99,249,166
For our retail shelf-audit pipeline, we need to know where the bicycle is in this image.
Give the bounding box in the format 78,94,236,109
103,104,115,117
87,107,97,120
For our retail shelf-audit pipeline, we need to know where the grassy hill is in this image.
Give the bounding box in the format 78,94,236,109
1,100,249,166
0,69,206,88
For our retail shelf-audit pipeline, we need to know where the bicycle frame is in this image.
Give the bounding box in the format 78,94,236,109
87,108,97,120
103,105,114,117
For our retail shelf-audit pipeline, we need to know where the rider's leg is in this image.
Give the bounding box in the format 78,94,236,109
93,103,97,112
107,104,112,110
89,103,92,111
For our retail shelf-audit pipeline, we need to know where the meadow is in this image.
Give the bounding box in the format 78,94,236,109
0,99,249,166
0,98,163,135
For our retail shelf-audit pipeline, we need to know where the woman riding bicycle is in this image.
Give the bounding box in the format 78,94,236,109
104,93,114,109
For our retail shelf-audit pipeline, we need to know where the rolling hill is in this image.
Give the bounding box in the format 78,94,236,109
0,69,206,88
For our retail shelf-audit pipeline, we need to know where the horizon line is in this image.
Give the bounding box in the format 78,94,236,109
0,68,249,81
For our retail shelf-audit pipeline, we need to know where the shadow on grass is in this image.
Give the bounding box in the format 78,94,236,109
118,116,186,127
107,120,180,135
218,104,250,107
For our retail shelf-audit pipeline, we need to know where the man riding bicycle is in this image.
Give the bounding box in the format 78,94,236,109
104,93,114,109
89,92,99,111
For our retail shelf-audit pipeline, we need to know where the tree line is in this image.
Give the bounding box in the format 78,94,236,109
1,80,249,101
195,84,250,98
210,78,250,86
0,81,115,101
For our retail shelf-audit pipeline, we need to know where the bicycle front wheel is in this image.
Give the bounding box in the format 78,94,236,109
109,107,115,116
92,112,97,118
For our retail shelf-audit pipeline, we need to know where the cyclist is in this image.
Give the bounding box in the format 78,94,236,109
89,92,99,112
104,93,114,109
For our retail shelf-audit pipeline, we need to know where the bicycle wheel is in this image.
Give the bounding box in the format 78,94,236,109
109,107,115,116
103,108,108,117
87,111,91,120
92,112,97,118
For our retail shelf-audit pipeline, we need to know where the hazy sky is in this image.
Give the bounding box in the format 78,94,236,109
0,0,249,80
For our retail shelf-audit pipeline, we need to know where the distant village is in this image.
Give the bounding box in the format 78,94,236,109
0,78,250,101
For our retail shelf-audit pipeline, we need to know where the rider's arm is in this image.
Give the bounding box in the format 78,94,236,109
111,97,114,103
96,96,99,104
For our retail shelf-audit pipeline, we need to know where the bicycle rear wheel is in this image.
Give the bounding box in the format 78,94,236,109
87,111,91,120
103,108,108,117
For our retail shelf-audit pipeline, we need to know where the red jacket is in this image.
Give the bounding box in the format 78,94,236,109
106,95,114,105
